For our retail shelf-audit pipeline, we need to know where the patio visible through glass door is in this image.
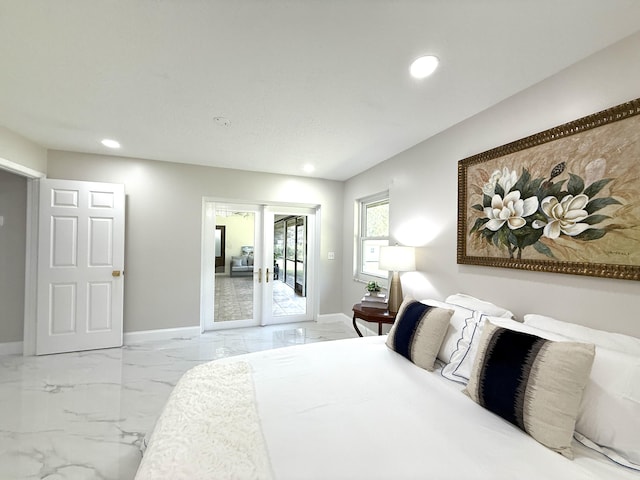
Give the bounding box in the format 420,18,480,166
272,215,307,319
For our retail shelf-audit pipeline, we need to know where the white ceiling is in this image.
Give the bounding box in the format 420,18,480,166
2,1,640,181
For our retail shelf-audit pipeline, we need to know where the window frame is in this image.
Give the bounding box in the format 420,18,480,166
354,191,390,285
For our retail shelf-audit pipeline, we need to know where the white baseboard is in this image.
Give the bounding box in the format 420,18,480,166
0,341,24,355
124,326,201,345
0,329,201,355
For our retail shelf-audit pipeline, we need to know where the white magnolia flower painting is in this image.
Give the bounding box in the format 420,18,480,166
458,98,640,280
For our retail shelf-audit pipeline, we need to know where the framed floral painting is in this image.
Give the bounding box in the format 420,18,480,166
457,97,640,280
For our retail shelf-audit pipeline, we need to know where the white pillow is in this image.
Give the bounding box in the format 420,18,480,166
419,299,475,364
441,310,485,383
442,315,570,384
574,347,640,471
445,293,514,319
523,314,640,356
486,317,570,340
450,315,640,469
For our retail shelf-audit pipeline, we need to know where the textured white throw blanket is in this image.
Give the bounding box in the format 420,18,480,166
135,361,273,480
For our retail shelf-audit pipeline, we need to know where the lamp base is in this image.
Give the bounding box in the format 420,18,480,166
387,271,403,313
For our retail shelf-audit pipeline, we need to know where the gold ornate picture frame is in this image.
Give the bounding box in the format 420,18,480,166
457,97,640,280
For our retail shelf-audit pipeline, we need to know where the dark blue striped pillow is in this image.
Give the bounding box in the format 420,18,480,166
385,298,453,371
465,321,595,458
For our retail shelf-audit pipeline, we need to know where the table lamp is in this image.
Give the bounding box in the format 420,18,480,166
378,245,416,313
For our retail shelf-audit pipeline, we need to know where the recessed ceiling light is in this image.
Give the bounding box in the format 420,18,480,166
101,138,121,149
303,164,315,173
409,55,439,79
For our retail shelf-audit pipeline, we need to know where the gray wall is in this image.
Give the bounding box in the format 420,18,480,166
5,33,640,342
343,31,640,338
47,152,344,333
0,169,27,342
0,126,47,175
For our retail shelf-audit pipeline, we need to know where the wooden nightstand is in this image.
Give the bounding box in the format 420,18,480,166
352,303,397,337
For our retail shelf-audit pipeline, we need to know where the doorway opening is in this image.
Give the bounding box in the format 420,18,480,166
0,157,45,355
200,200,318,331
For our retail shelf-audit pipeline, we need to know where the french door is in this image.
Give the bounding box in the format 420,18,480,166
200,200,316,330
263,206,314,325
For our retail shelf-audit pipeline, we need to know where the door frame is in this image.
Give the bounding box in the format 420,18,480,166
23,177,40,355
0,157,45,356
200,197,320,332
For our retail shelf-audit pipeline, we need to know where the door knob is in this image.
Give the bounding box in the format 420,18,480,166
266,268,270,283
112,270,121,277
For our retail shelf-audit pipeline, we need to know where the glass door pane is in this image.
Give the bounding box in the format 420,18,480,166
274,220,285,286
295,219,306,296
269,213,308,321
213,206,260,327
285,219,296,289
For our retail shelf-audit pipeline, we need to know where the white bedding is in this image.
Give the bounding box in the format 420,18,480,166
136,361,272,480
137,336,639,480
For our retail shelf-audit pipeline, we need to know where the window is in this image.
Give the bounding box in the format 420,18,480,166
356,193,389,281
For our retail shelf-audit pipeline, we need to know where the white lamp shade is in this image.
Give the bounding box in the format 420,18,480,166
378,245,416,272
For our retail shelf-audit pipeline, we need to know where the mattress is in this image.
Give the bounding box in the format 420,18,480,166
136,336,639,480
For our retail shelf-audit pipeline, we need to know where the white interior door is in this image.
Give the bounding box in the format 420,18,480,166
36,179,125,355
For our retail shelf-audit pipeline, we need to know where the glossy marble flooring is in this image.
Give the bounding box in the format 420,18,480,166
214,275,307,321
0,321,356,480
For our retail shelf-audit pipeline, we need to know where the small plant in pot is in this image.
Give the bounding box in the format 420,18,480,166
366,281,381,293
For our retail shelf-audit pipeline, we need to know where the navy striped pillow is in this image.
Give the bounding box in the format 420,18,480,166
465,321,595,458
385,298,453,371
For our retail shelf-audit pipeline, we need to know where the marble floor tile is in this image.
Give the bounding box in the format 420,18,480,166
0,321,356,480
214,276,306,322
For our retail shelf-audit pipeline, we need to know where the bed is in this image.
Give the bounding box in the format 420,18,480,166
135,294,640,480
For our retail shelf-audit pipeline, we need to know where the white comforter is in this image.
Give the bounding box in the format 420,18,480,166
137,336,638,480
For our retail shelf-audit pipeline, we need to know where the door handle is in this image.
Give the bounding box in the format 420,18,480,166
258,268,262,283
266,268,270,283
112,270,121,277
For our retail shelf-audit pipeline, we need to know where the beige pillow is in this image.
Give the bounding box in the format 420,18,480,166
464,320,595,459
386,297,453,371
